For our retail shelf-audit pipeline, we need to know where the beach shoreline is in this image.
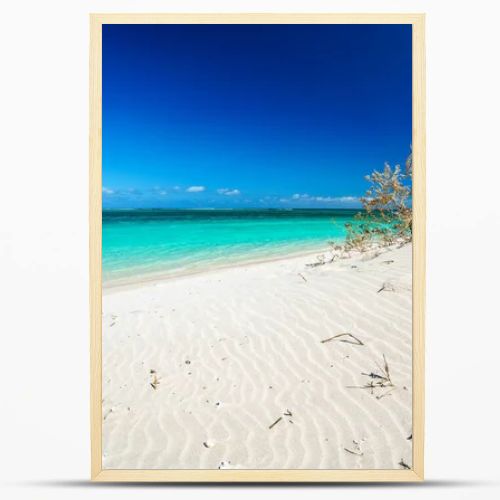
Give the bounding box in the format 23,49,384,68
102,208,361,290
102,242,413,470
103,243,335,293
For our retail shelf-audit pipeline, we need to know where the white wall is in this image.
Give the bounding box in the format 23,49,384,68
1,1,499,498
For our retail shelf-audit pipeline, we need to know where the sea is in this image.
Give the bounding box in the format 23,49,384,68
102,208,360,285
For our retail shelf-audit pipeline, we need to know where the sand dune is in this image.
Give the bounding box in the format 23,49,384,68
102,243,412,470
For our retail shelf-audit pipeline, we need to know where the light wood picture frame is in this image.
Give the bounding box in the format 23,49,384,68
90,13,425,482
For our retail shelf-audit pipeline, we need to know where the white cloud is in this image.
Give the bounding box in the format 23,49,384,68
186,186,206,193
102,187,114,195
312,195,359,203
335,196,358,203
282,194,359,205
217,188,241,196
313,196,335,202
152,186,167,195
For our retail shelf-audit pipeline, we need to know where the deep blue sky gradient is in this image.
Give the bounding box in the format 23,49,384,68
102,24,412,208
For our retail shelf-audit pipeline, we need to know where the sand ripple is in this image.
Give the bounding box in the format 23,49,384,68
102,244,413,469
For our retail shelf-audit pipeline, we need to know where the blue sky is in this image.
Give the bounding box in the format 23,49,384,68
103,24,411,208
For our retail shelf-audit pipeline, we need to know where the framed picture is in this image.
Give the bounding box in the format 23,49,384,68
90,13,425,482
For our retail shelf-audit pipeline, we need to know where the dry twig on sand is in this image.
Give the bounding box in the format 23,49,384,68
344,440,364,456
377,281,396,293
306,254,336,268
306,255,326,267
344,447,363,456
269,409,294,429
321,333,364,346
399,458,411,470
376,388,395,400
269,417,283,429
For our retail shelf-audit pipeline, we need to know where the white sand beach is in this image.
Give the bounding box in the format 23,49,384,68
102,243,412,470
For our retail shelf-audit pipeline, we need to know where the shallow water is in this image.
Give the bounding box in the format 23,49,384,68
102,208,360,284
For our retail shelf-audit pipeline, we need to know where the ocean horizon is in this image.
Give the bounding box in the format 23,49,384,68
102,208,361,285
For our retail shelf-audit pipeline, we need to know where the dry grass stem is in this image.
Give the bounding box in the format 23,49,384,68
348,355,394,395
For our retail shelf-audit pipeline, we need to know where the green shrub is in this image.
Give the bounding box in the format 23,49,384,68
344,151,412,251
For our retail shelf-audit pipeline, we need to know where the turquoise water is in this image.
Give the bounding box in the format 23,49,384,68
102,209,359,284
